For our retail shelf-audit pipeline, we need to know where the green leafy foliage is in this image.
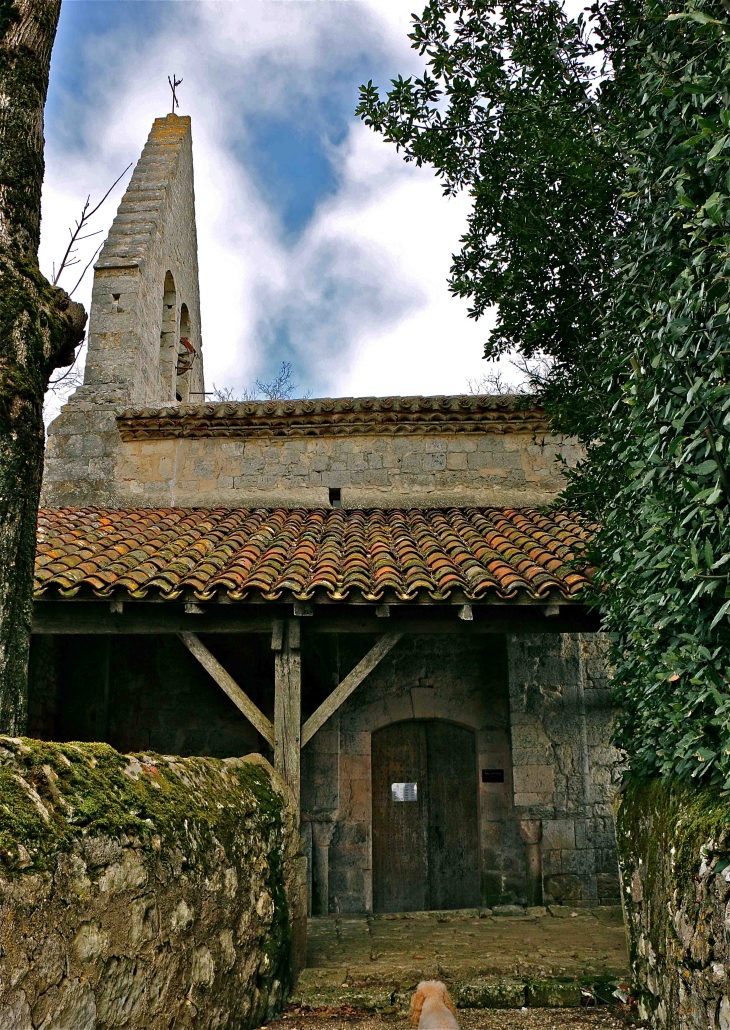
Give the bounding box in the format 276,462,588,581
356,0,621,426
585,0,730,786
358,0,730,785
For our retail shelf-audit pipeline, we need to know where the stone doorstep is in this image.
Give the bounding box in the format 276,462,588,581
367,905,623,922
292,976,619,1012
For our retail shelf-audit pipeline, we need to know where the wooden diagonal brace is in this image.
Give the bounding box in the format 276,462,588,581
178,632,274,746
301,632,403,748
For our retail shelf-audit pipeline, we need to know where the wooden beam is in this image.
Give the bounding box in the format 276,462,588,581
32,604,276,635
301,632,403,748
271,619,284,651
275,620,302,808
178,632,274,746
31,602,600,637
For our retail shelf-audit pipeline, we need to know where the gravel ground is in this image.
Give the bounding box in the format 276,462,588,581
264,1005,639,1030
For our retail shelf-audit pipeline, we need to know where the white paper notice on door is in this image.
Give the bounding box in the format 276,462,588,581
391,782,418,802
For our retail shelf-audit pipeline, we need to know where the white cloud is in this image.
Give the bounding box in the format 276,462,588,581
41,0,516,423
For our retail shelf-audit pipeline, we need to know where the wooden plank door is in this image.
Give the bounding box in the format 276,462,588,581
372,720,480,912
426,721,480,910
372,721,429,913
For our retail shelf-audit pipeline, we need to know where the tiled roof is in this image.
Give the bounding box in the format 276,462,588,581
117,394,552,441
35,507,593,604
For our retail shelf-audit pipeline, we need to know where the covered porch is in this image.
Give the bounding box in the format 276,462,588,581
30,505,614,921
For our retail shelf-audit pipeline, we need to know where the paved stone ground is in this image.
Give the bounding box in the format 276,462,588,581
264,1005,636,1029
293,907,629,1010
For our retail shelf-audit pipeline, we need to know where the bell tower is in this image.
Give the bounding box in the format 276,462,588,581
42,114,204,505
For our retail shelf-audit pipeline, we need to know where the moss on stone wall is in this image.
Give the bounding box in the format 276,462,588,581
0,737,304,1029
0,737,284,874
615,778,730,1028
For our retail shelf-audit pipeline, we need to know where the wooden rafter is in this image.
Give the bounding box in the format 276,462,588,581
301,632,403,748
178,631,274,746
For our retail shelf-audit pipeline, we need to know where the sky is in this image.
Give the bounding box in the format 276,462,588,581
40,0,523,414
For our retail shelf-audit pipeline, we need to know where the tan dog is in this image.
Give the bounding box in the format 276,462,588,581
410,980,460,1029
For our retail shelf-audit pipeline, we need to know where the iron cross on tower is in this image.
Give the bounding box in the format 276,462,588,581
168,74,183,114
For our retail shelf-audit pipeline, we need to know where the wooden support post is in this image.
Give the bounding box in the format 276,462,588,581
178,632,274,746
274,619,302,809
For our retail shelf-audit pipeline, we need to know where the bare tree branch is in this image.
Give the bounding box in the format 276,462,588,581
52,163,132,288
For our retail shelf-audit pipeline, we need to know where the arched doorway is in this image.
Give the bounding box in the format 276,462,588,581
371,720,480,913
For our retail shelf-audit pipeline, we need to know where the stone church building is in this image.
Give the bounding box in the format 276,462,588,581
30,114,622,918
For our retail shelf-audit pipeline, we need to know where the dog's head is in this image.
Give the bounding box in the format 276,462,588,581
410,980,457,1026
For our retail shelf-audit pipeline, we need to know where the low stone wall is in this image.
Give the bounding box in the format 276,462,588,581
615,778,730,1028
0,737,306,1030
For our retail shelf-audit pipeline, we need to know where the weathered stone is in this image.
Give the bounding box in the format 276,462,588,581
42,115,204,508
0,991,33,1030
615,779,730,1029
455,977,527,1008
32,978,96,1030
492,904,528,917
297,986,395,1011
0,738,304,1029
526,978,582,1007
507,633,623,908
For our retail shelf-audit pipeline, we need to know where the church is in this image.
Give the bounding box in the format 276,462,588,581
30,114,622,918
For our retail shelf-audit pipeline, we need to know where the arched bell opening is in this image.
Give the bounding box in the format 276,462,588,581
175,304,195,402
158,271,178,402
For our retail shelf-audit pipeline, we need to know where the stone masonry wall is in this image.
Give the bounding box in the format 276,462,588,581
301,632,621,914
42,114,205,508
507,632,622,907
615,778,730,1030
46,427,576,509
305,634,521,913
0,737,306,1030
118,429,574,509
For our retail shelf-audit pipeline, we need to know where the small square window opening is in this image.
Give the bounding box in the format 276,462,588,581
391,782,418,802
329,487,342,508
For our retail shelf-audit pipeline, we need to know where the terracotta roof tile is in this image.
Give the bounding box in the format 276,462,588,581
35,507,594,604
116,394,551,441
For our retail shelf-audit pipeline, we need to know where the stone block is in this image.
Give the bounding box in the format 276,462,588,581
544,876,583,903
445,451,468,471
492,904,527,917
410,687,435,719
297,986,394,1011
512,746,552,766
542,819,576,852
541,850,563,876
564,849,597,876
512,765,555,797
363,470,390,487
455,978,526,1008
596,874,620,903
526,979,581,1007
422,452,446,472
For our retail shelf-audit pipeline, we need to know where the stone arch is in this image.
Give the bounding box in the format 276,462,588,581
175,303,194,402
313,635,516,913
159,271,178,401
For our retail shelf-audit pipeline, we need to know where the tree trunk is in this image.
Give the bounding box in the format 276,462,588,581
0,0,86,732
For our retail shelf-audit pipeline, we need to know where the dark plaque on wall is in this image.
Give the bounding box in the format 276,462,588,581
481,769,505,783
